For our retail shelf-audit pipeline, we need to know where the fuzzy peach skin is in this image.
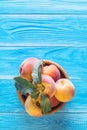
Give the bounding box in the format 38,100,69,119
25,96,42,117
41,74,56,98
20,57,39,81
49,96,60,108
42,64,61,82
55,78,75,102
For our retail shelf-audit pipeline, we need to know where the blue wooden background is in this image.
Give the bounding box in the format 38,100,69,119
0,0,87,130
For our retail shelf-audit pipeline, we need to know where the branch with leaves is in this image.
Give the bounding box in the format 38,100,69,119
14,61,52,114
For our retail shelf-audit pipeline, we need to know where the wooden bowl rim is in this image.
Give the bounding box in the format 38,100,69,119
16,60,69,115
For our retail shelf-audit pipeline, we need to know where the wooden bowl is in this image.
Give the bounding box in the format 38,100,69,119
17,60,69,115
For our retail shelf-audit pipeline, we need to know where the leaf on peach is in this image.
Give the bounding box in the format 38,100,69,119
14,76,36,95
40,94,52,114
31,91,40,99
32,61,43,84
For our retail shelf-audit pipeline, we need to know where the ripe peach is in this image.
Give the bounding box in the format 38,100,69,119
25,96,42,117
20,57,39,81
55,78,75,102
41,74,56,98
42,64,61,82
49,96,60,108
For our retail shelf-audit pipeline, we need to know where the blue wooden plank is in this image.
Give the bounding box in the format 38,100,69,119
0,78,87,112
0,0,87,14
0,0,86,129
0,15,87,46
0,113,87,130
0,47,86,79
0,47,86,112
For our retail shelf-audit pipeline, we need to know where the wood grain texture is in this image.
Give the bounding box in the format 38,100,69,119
0,79,87,113
0,0,87,129
0,47,87,112
0,113,87,130
0,0,87,14
0,15,87,46
0,47,86,79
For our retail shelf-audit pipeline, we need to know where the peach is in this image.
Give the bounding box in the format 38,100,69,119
20,57,39,81
49,96,60,108
25,96,42,117
42,64,61,82
55,78,75,102
41,74,56,98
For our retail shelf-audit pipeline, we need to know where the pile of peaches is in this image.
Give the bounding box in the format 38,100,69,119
14,57,75,117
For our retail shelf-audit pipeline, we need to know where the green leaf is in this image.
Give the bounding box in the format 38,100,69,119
31,91,40,99
14,81,31,95
32,61,42,84
14,76,36,95
40,94,52,114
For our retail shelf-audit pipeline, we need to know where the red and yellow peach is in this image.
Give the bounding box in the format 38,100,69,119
55,78,75,102
49,96,60,108
20,57,39,81
25,96,42,117
41,74,56,98
42,64,61,82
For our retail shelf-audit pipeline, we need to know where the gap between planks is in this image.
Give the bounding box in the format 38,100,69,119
0,13,87,15
0,44,87,48
0,75,85,80
0,111,87,115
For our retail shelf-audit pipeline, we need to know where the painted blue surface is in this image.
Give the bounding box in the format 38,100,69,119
0,1,87,130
